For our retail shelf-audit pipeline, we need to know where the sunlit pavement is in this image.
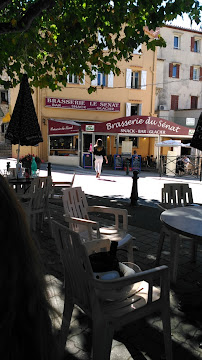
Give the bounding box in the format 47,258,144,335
2,157,202,205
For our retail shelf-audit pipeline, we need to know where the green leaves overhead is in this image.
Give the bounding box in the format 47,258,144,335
0,0,201,93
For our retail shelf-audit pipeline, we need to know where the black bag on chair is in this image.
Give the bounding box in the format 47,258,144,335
89,241,121,275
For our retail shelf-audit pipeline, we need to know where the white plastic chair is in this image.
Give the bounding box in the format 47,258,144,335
62,186,134,262
52,220,173,360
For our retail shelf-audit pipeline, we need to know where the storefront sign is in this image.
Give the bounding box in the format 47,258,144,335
186,118,195,126
85,125,95,131
87,116,192,136
48,120,80,135
45,97,120,112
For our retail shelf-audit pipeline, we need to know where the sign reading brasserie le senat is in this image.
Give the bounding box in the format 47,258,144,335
45,97,120,112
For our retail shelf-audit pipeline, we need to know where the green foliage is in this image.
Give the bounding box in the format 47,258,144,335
0,0,201,93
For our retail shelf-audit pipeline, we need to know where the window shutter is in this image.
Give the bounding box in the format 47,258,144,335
176,64,180,78
91,67,98,86
138,104,142,115
126,102,131,116
190,66,193,80
79,69,85,85
141,70,147,90
108,71,114,87
169,63,173,77
126,68,132,88
171,95,179,110
200,67,202,81
191,37,195,52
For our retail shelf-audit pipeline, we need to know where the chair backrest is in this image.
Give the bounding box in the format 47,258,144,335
62,187,89,220
52,220,96,317
161,183,193,207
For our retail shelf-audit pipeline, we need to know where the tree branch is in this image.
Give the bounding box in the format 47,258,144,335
0,0,56,35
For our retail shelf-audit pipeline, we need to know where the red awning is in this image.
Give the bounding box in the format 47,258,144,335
48,119,80,135
81,116,194,137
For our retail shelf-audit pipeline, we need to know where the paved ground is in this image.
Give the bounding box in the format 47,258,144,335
2,157,202,359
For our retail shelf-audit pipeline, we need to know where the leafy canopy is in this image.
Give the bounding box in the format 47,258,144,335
0,0,201,93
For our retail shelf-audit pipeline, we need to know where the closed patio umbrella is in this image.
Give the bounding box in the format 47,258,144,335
5,73,43,163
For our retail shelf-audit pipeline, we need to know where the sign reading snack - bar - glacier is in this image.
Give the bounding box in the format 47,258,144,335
45,97,120,112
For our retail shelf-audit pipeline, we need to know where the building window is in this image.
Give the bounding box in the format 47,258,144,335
68,74,79,84
193,66,200,80
126,102,142,116
97,70,107,86
126,69,147,90
133,44,142,54
191,96,198,109
169,63,180,78
194,40,200,52
191,37,200,52
190,66,202,81
1,91,8,104
171,95,179,110
131,72,139,89
174,36,179,49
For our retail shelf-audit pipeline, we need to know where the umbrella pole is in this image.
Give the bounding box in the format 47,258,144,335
17,143,20,164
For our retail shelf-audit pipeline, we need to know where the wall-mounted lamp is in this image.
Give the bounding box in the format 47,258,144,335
42,118,46,125
143,137,146,140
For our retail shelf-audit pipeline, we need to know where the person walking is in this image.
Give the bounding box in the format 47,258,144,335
93,138,108,178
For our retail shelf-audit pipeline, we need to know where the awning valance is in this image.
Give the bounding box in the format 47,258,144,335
81,115,194,137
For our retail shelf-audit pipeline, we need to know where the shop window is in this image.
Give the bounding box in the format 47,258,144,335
171,95,179,110
191,96,198,109
169,63,180,78
50,135,78,155
1,91,8,104
115,136,138,147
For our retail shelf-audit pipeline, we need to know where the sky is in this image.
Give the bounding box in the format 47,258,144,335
168,13,202,30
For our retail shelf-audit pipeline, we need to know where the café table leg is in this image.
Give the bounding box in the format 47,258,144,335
155,226,166,266
170,231,180,284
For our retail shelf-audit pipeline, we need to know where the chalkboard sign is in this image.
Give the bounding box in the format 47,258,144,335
83,153,93,168
114,155,123,170
132,155,141,171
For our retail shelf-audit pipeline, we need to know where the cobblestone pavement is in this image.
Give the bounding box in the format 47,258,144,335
35,195,202,360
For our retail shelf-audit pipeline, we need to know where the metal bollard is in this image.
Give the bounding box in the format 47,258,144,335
47,162,52,177
7,161,10,172
130,170,139,206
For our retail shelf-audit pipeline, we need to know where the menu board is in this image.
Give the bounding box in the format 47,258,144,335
132,155,141,171
114,155,123,169
83,153,93,168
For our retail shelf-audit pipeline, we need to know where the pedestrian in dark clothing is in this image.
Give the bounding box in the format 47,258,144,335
93,138,108,178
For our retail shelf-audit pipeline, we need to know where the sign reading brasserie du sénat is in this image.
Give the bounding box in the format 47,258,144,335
45,97,120,112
